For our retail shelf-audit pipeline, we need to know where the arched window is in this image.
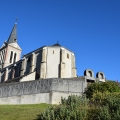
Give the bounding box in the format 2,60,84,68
88,71,92,77
13,53,17,63
10,51,13,63
100,73,103,79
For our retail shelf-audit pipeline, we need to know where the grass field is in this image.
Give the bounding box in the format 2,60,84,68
0,104,50,120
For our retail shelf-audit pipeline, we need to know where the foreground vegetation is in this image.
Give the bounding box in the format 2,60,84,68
0,81,119,120
38,81,120,120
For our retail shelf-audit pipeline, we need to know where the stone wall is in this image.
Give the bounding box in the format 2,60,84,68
0,77,87,104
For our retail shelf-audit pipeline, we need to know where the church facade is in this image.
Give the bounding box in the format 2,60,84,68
0,23,77,83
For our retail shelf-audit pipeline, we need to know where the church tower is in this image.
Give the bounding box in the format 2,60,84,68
0,23,22,69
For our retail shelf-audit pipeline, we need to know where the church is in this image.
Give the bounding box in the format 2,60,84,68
0,23,107,104
0,23,77,83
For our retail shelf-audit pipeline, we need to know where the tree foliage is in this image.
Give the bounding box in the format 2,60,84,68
84,81,120,99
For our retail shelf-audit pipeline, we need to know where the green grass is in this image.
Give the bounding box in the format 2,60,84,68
0,104,50,120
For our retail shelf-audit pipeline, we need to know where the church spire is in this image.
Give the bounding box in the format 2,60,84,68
7,23,17,44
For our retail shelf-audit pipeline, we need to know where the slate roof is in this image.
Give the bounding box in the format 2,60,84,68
7,23,17,44
52,42,61,46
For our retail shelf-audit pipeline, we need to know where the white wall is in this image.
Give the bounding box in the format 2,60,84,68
4,44,21,68
46,47,60,78
20,72,35,82
46,46,75,78
63,49,72,78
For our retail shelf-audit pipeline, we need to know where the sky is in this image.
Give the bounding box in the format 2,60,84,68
0,0,120,81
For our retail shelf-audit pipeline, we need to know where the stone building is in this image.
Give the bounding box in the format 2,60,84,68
0,23,22,69
0,23,107,104
0,23,77,83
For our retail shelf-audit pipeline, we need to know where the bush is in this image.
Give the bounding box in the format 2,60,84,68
84,81,120,99
37,95,88,120
37,81,120,120
90,93,120,120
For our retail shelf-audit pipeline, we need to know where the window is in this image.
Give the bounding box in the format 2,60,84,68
10,51,13,63
2,50,5,62
13,53,17,63
28,57,31,62
14,38,16,42
100,73,103,79
18,63,21,76
67,53,69,59
1,51,4,63
88,71,92,77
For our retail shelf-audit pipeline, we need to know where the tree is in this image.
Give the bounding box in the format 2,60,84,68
84,81,120,99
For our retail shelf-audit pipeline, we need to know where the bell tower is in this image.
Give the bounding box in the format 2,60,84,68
0,23,22,69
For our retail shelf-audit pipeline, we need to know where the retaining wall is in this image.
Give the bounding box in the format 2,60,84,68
0,77,87,104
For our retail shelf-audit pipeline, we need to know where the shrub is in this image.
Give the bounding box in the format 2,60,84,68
89,92,120,120
37,81,120,120
84,81,120,99
37,95,88,120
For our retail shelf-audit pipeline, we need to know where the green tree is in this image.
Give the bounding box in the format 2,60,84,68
84,81,120,99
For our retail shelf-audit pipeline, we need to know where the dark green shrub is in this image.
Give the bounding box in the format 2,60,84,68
90,93,120,120
97,105,120,120
37,81,120,120
37,95,88,120
84,81,120,99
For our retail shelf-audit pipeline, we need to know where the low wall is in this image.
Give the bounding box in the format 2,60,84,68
0,77,87,104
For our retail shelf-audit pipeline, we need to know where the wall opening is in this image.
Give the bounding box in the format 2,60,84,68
14,38,17,42
67,53,69,59
0,53,1,64
8,69,12,80
25,57,31,74
1,51,4,63
88,71,92,77
10,51,13,63
13,53,17,63
15,63,21,77
100,73,103,79
35,68,40,79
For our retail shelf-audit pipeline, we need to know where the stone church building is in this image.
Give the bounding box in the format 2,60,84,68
0,23,107,104
0,23,77,83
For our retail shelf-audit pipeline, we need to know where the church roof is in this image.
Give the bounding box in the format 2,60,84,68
7,23,17,44
52,42,61,46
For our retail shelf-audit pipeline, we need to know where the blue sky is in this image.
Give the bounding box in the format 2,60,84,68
0,0,120,81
